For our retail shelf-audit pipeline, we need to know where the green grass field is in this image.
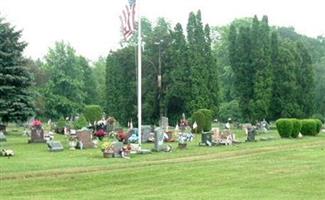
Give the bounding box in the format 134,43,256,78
1,125,325,200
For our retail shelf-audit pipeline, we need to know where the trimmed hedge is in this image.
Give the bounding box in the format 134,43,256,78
291,119,302,138
276,119,293,138
192,111,205,133
276,118,322,138
300,119,318,136
314,119,322,134
197,109,213,132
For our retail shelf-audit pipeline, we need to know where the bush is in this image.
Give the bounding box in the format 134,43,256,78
300,119,317,136
192,111,205,133
73,115,88,130
314,119,322,134
198,109,213,131
312,113,324,123
291,119,302,138
84,105,103,125
276,119,293,138
55,117,66,134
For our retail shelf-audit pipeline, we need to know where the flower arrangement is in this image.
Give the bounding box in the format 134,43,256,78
95,129,106,140
32,119,42,127
100,142,112,152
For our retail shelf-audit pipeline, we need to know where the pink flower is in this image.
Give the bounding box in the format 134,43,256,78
32,120,42,127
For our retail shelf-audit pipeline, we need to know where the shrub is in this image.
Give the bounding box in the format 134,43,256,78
55,117,66,134
74,115,88,130
84,105,103,125
300,119,317,136
314,119,322,134
192,111,205,133
198,109,213,132
276,119,293,138
291,119,302,138
312,113,324,123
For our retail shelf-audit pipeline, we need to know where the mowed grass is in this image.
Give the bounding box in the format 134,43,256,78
1,125,325,199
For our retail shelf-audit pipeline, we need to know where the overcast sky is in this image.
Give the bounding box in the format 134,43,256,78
0,0,324,61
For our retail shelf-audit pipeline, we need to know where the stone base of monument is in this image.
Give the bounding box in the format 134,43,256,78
103,151,114,158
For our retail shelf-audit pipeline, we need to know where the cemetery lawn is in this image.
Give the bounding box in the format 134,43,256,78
1,126,325,199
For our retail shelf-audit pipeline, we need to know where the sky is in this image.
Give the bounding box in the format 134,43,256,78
0,0,324,61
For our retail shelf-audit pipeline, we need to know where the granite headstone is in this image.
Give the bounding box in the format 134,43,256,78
47,141,64,152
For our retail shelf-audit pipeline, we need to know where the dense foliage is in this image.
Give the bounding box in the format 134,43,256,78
2,11,325,125
0,17,34,124
83,105,103,125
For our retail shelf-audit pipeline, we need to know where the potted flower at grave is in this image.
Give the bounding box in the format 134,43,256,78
94,129,106,141
101,141,113,158
178,131,194,149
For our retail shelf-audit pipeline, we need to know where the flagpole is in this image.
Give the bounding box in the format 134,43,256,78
137,0,142,146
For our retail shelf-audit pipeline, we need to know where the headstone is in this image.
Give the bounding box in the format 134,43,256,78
29,127,46,143
47,141,64,152
154,127,165,151
159,117,169,131
0,131,6,142
246,126,256,142
141,125,153,143
76,130,94,149
111,142,123,157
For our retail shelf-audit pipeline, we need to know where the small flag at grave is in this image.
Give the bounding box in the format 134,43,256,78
193,121,198,129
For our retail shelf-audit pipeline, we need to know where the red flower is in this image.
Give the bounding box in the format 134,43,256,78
95,129,106,137
32,120,42,127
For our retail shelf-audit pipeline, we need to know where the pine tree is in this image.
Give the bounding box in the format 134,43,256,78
295,42,314,117
252,15,273,121
166,23,191,123
0,17,34,125
204,24,219,115
187,10,210,111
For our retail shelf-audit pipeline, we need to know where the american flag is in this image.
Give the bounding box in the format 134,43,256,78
120,0,136,41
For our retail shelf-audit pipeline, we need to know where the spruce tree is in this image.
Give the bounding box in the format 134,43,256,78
295,42,314,117
0,17,34,125
187,10,210,111
166,23,191,122
252,15,273,121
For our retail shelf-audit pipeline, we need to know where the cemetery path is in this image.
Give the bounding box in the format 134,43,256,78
1,139,324,181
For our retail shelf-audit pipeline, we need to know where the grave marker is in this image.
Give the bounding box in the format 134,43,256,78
47,141,64,152
76,130,94,149
29,127,46,143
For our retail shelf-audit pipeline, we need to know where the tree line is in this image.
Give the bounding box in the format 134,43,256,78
1,12,325,126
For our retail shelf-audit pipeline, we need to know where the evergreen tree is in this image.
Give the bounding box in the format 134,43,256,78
187,10,210,111
166,23,191,123
251,15,273,121
106,47,137,126
0,17,34,125
295,42,314,117
204,24,219,115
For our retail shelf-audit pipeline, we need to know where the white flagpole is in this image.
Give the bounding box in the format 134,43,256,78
137,0,142,146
